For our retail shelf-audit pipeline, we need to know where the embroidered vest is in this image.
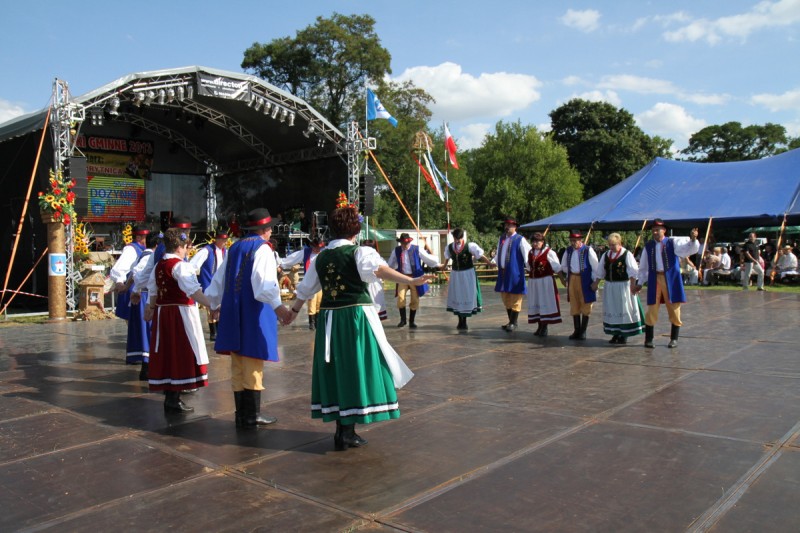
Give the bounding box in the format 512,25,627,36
394,245,429,297
644,238,686,304
317,245,373,309
565,246,596,303
604,250,630,282
198,243,222,291
155,258,193,305
449,242,474,271
528,247,555,279
494,233,526,294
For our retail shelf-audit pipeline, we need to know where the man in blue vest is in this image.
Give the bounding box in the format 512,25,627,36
634,219,700,348
493,217,531,332
559,229,598,340
281,236,325,330
206,208,293,429
110,225,150,321
190,230,228,341
387,233,442,328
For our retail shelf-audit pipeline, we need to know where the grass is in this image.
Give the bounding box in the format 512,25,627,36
0,314,51,327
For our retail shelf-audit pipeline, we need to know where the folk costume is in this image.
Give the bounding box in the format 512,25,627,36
295,238,414,448
494,218,532,332
110,236,146,321
387,233,440,328
281,238,324,330
126,246,154,379
146,253,209,410
594,247,644,344
635,219,700,348
205,209,281,429
189,231,227,340
526,241,562,337
131,215,192,301
445,240,485,330
560,230,598,340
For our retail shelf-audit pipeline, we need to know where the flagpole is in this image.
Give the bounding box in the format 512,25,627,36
417,164,421,233
444,122,451,233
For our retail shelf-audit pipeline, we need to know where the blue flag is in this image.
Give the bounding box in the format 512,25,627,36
366,88,398,127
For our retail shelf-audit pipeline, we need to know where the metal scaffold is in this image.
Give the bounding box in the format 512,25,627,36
345,121,375,207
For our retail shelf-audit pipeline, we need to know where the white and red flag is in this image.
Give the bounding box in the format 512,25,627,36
444,123,459,170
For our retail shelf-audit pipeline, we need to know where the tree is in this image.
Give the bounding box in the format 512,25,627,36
549,99,672,198
466,121,583,235
242,13,392,127
682,121,789,162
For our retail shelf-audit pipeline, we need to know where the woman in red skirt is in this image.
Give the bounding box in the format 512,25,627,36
144,228,214,413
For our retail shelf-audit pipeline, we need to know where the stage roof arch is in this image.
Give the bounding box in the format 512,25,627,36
522,148,800,231
0,65,346,175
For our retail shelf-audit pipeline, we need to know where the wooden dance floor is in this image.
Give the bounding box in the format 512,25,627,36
1,287,799,531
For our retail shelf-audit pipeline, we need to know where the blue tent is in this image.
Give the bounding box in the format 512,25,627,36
523,148,800,230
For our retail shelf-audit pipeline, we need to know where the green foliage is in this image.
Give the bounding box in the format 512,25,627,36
466,121,583,234
242,13,391,127
549,99,672,198
682,121,790,162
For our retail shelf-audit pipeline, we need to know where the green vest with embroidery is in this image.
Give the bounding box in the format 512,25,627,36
449,242,474,271
317,245,373,309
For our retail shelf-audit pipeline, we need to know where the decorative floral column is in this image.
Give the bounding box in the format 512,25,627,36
41,211,67,320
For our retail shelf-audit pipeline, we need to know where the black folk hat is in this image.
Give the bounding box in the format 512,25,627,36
170,215,192,229
503,217,519,227
133,225,150,236
569,229,583,239
212,230,229,240
397,232,413,243
243,208,277,230
651,218,667,229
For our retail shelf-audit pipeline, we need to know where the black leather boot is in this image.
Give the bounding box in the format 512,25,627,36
617,335,627,344
569,315,581,339
668,325,680,348
461,316,468,330
456,316,466,330
164,390,193,413
240,390,277,428
578,315,589,340
502,309,512,330
234,390,243,427
397,308,407,328
409,309,418,328
539,324,548,337
312,314,318,330
506,311,518,332
334,420,368,451
644,325,655,348
309,315,315,330
208,322,216,341
139,362,149,381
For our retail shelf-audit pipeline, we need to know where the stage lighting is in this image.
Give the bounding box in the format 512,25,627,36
132,92,145,107
287,112,295,127
271,106,280,119
90,109,104,127
279,108,288,123
107,96,120,116
263,101,271,115
254,98,263,111
187,86,194,99
157,89,166,105
176,86,185,101
302,125,314,138
167,88,175,102
247,95,255,107
144,91,155,105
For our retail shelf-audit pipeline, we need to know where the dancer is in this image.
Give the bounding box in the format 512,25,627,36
526,232,562,337
591,233,644,344
444,228,490,330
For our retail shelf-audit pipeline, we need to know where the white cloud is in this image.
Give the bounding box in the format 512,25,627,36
0,98,26,124
751,88,800,111
636,102,706,148
680,92,730,105
392,62,541,122
598,74,678,94
560,9,601,33
457,123,492,150
663,0,800,44
562,75,584,86
574,90,623,107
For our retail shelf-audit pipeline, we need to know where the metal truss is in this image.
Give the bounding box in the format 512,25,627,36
345,122,376,205
115,112,218,168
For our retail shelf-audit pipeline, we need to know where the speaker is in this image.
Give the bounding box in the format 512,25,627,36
68,156,88,216
359,173,375,216
160,211,173,232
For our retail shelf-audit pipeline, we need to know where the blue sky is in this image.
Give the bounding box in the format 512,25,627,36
2,0,799,151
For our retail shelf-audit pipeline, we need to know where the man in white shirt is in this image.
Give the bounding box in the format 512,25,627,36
387,233,442,328
110,225,150,321
559,229,598,340
493,217,532,332
281,237,325,330
774,245,798,280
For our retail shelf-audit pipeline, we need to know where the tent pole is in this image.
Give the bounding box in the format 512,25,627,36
633,219,648,253
542,224,551,238
770,214,788,286
1,106,52,312
699,217,713,283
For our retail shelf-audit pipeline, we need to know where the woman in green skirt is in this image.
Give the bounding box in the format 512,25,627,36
289,204,432,451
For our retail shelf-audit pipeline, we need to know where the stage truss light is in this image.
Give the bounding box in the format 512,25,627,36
90,109,104,127
263,101,271,115
144,91,155,105
287,112,295,127
302,124,314,138
271,106,280,119
279,108,288,123
176,86,185,101
187,86,194,99
107,96,120,116
132,92,145,107
157,89,166,105
254,98,263,112
166,88,175,102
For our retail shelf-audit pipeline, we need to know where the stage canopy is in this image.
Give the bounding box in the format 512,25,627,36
0,65,345,175
523,148,800,231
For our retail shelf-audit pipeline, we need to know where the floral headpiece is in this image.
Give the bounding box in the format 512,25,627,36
335,191,363,222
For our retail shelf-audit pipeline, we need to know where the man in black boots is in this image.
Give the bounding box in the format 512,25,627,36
189,229,228,341
281,236,325,330
206,208,293,429
559,230,598,340
387,233,441,328
492,217,531,332
634,220,699,348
